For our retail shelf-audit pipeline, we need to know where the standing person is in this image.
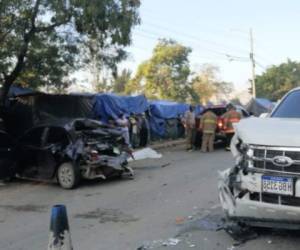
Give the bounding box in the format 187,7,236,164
199,108,217,152
116,113,131,147
222,104,242,150
139,113,150,147
183,106,196,151
129,114,139,148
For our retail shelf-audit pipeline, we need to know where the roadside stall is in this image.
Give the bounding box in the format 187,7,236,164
148,100,189,140
92,93,150,147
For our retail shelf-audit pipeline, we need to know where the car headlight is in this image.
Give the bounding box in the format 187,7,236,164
246,147,253,158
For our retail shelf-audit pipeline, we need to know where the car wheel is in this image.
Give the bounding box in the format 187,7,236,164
57,162,80,189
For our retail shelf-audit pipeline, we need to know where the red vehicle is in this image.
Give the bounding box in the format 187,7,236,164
197,104,250,143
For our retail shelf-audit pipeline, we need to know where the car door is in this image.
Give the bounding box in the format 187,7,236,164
40,126,71,177
0,131,16,179
18,126,56,179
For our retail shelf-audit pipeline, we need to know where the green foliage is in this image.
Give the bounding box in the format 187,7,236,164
230,97,242,106
256,59,300,100
94,77,111,93
112,68,132,94
127,39,193,102
0,0,140,100
191,64,233,105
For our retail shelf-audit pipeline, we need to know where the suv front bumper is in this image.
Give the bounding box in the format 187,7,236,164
218,168,300,229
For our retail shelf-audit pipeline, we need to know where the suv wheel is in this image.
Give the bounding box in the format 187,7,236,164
57,162,80,189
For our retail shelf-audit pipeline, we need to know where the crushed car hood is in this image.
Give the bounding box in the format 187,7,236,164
235,117,300,147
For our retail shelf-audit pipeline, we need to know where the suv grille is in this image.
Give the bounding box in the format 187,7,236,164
250,192,300,206
251,146,300,175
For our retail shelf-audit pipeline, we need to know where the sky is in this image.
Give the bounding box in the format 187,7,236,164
118,0,300,92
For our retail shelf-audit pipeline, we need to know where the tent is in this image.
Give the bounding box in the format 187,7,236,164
92,93,148,121
246,98,275,116
149,100,189,139
4,93,95,136
7,86,39,97
194,105,204,116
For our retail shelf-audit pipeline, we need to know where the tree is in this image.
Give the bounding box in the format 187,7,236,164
112,68,132,93
0,0,140,102
126,39,193,102
230,97,242,106
255,59,300,100
191,64,233,104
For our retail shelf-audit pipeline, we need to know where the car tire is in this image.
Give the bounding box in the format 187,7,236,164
57,162,80,189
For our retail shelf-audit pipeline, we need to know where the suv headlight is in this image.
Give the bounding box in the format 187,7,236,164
246,147,253,157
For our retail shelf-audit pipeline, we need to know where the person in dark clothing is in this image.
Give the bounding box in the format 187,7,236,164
129,114,140,148
139,113,150,147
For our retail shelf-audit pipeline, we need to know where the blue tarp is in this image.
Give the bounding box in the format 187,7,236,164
149,100,189,119
256,98,274,109
194,105,204,116
92,93,148,121
8,86,39,97
246,98,275,116
149,100,190,138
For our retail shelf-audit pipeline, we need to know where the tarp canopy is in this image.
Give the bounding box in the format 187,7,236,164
4,93,94,136
149,100,189,119
33,94,94,123
8,86,39,97
149,100,189,138
194,105,204,116
93,93,148,121
246,98,275,116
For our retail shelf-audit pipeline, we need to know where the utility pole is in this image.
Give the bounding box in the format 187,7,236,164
250,28,256,98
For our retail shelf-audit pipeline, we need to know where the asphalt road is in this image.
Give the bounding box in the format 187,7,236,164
1,145,300,250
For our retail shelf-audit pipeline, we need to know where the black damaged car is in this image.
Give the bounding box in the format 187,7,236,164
0,119,133,189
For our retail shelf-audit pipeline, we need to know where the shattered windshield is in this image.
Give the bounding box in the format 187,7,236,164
272,90,300,118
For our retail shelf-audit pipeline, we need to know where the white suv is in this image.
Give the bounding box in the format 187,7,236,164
219,87,300,228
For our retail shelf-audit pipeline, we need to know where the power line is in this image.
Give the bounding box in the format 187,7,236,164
140,20,250,55
133,32,256,68
142,10,251,41
135,28,248,60
255,61,267,70
136,23,272,66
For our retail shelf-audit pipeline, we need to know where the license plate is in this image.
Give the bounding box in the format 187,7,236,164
262,176,294,196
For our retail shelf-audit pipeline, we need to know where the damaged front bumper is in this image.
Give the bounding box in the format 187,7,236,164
81,152,133,180
218,168,300,229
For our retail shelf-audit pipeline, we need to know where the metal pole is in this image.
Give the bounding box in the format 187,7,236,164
250,28,256,98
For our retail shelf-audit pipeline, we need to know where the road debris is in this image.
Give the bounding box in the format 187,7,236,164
175,216,185,225
74,208,139,223
161,163,171,168
138,238,181,249
225,222,259,246
129,148,162,161
163,238,181,246
227,246,235,250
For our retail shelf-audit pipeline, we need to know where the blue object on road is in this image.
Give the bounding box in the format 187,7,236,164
48,204,73,250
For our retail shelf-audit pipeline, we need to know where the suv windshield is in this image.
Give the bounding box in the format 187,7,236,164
272,90,300,118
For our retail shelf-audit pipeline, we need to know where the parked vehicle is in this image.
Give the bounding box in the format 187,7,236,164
198,104,249,144
0,119,133,189
218,87,300,228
